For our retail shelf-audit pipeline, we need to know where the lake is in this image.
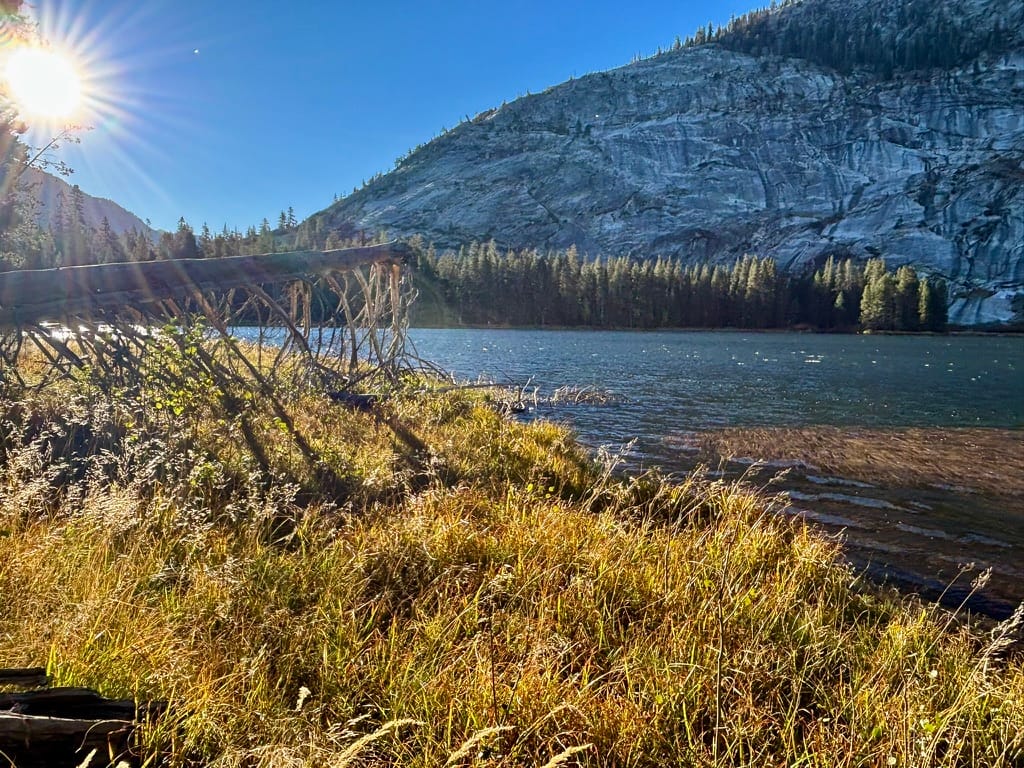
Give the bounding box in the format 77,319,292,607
234,326,1023,614
407,329,1022,449
404,329,1024,616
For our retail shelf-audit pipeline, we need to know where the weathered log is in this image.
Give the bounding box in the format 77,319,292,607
0,687,166,767
0,712,131,739
0,241,412,327
0,687,143,720
0,667,48,688
0,713,133,767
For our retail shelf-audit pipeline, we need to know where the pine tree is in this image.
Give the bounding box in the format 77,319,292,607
49,186,91,267
170,217,201,260
710,265,730,327
919,277,948,331
859,260,897,331
198,223,213,257
258,218,275,253
834,290,846,321
93,216,124,264
860,259,882,330
894,265,920,331
128,228,153,261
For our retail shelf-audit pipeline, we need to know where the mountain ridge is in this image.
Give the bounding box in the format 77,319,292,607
18,167,158,241
315,0,1024,325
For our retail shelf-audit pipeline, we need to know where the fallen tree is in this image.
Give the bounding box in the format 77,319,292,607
0,242,411,327
0,242,428,490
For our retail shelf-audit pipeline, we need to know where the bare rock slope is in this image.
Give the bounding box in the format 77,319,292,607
319,0,1024,324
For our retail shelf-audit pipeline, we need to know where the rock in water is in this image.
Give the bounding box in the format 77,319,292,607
317,0,1024,325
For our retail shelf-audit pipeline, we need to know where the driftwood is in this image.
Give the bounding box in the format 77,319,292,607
0,241,411,326
0,672,165,767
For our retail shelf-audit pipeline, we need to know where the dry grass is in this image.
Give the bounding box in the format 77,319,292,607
0,360,1022,766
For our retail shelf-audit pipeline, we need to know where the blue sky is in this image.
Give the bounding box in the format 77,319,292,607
29,0,757,233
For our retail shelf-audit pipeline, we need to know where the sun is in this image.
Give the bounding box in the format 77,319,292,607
4,46,83,121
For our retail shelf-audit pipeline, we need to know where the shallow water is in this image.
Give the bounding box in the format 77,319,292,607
404,329,1024,615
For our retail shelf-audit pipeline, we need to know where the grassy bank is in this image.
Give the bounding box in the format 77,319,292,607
1,364,1022,766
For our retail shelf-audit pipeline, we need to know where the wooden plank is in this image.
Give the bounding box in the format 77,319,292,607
0,241,412,327
0,687,140,720
0,667,48,688
0,712,132,739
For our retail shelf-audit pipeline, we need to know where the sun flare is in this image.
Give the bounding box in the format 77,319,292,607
4,46,82,121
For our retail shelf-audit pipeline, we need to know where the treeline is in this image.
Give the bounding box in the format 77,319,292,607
1,198,949,333
415,241,948,332
0,187,340,271
666,0,1015,78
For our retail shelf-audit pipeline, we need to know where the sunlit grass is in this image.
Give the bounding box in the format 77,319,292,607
0,348,1021,766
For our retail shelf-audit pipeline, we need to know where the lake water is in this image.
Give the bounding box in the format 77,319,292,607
403,329,1024,616
407,330,1022,457
235,326,1024,613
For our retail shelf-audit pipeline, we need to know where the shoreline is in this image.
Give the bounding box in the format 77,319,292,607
686,425,1024,619
1,372,1022,764
408,322,1024,336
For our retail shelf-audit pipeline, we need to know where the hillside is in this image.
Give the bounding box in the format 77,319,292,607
314,0,1024,325
18,167,157,240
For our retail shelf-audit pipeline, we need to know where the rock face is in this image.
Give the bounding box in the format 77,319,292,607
319,0,1024,324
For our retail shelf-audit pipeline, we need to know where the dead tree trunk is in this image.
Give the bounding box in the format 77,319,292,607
0,242,411,326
